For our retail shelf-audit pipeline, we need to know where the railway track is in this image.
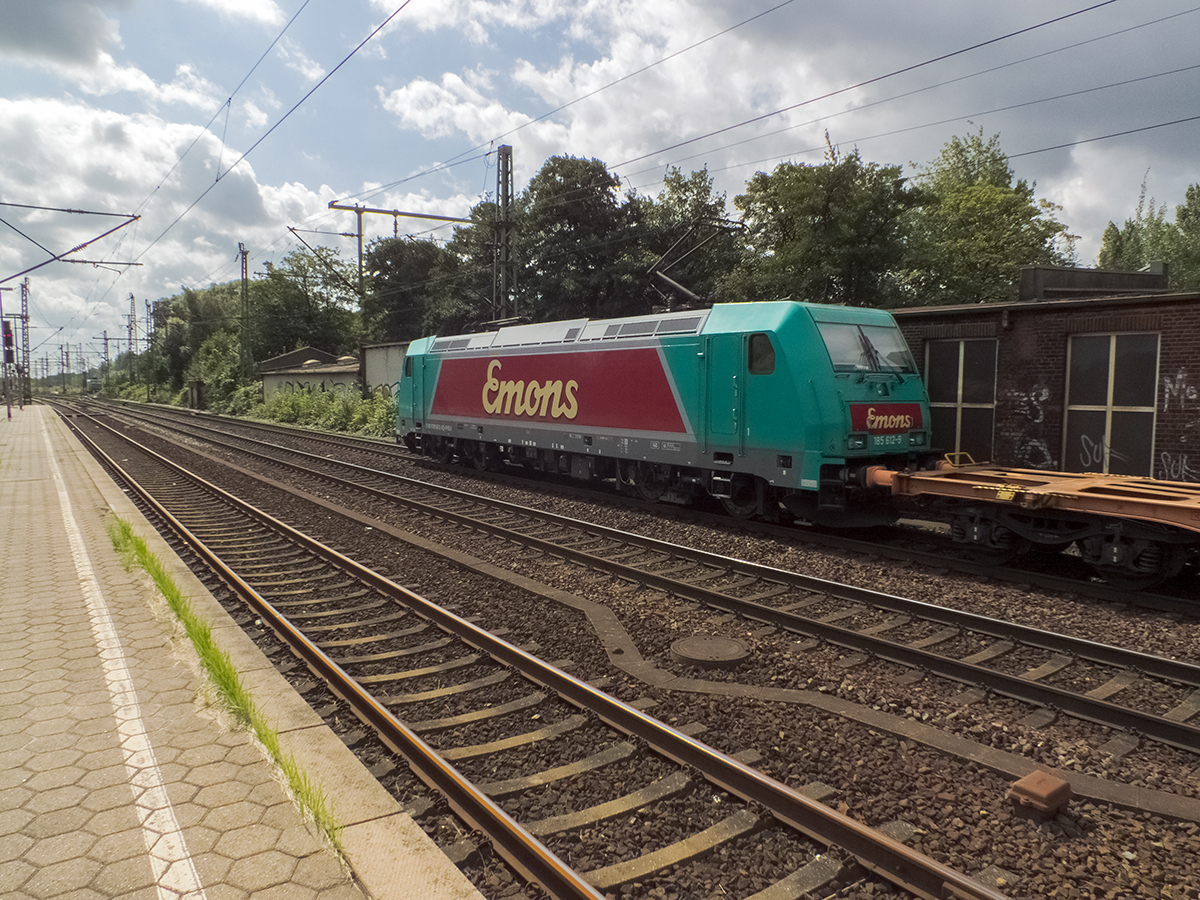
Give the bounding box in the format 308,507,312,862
83,400,1200,760
99,398,1199,609
59,407,1009,900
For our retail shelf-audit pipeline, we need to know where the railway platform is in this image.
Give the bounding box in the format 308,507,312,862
0,405,483,900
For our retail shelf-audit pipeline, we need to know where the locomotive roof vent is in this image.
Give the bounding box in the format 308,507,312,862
657,315,704,334
579,309,709,342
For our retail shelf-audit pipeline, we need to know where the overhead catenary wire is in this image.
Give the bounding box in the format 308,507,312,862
612,0,1125,170
132,1,413,265
623,60,1200,187
619,6,1200,183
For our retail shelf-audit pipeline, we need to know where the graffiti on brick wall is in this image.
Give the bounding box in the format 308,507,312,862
1004,381,1055,469
1157,367,1200,482
1159,450,1198,482
1162,367,1199,411
1077,433,1133,472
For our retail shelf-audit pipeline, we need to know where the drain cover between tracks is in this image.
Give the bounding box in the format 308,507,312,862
670,635,749,669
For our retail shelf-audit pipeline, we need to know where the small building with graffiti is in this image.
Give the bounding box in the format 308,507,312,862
892,266,1200,483
360,341,409,400
259,347,361,402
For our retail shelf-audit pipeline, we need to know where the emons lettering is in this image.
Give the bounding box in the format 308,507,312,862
865,407,913,431
482,359,579,419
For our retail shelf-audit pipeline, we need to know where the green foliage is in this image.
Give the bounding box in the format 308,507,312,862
1098,181,1200,289
252,248,360,360
721,142,918,307
900,129,1075,305
639,167,739,305
105,517,343,852
517,155,647,321
252,389,397,438
363,237,460,342
184,331,243,411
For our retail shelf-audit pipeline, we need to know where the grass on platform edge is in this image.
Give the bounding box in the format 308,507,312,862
107,516,344,853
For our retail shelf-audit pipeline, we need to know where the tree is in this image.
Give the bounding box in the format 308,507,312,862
516,155,645,321
720,141,917,307
638,167,739,306
901,130,1075,305
1098,181,1200,289
252,248,359,360
363,237,460,342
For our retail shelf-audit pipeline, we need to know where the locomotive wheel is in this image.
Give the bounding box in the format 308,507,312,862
633,461,668,502
720,475,759,519
432,439,454,464
470,442,492,471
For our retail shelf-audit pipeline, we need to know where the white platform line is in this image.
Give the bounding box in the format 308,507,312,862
43,422,207,900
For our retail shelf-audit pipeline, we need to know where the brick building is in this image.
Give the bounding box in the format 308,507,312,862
891,281,1200,483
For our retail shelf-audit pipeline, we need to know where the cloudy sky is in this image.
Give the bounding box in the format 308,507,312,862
2,0,1199,371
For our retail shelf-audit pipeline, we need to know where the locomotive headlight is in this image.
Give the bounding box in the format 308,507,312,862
909,431,926,446
848,434,867,450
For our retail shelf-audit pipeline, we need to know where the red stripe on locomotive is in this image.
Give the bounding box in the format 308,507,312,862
849,402,924,434
430,348,688,433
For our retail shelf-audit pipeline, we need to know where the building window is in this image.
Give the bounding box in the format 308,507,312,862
1063,332,1159,475
925,339,997,463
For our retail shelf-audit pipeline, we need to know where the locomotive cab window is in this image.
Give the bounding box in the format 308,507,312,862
748,333,775,374
817,322,917,374
404,356,412,376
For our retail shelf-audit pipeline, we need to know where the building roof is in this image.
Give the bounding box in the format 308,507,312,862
258,346,339,372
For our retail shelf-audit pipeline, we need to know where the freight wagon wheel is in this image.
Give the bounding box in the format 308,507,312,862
633,461,668,502
951,513,1026,566
720,475,759,519
1085,539,1186,591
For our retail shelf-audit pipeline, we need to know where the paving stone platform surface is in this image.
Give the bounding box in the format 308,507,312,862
0,405,483,900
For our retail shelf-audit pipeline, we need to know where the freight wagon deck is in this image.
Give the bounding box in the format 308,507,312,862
887,464,1200,587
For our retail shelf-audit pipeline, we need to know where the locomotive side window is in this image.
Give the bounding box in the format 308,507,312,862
817,322,917,374
748,333,775,374
404,356,412,376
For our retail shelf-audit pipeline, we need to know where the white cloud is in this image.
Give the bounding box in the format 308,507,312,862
0,96,329,340
371,0,565,44
377,74,533,142
65,54,223,110
177,0,285,26
276,37,326,83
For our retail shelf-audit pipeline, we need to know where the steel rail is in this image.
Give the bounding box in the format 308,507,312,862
103,406,1200,753
61,415,607,900
92,398,1200,611
66,410,1007,900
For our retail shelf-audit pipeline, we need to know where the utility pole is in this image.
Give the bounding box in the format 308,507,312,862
325,202,471,298
239,243,249,375
62,345,69,395
146,298,153,400
126,294,136,384
493,144,516,320
95,331,112,389
19,279,30,403
0,286,11,419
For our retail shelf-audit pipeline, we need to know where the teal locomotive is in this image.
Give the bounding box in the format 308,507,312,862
396,300,932,526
